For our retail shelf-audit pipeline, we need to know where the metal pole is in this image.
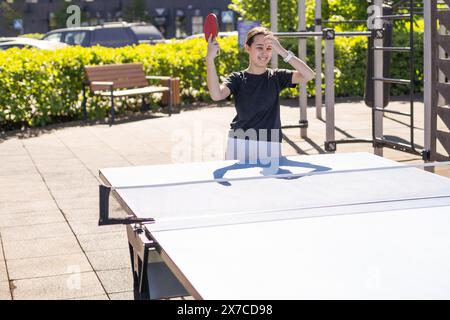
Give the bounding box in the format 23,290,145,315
298,0,307,138
324,29,335,153
270,0,278,69
315,0,323,119
423,0,433,161
438,24,446,107
373,0,384,156
409,0,415,151
275,32,322,37
335,31,372,36
274,31,371,38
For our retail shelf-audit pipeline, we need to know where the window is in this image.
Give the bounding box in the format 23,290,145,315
63,31,89,46
191,16,203,35
175,10,187,38
43,32,62,42
48,12,57,29
131,25,163,41
92,27,135,47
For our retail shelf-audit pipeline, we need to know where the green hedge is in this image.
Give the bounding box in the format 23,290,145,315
278,28,424,98
18,33,44,40
0,31,424,130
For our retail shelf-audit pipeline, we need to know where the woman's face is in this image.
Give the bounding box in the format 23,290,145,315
245,34,273,67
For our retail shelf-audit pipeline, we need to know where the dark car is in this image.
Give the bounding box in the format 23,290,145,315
128,22,165,43
42,22,164,48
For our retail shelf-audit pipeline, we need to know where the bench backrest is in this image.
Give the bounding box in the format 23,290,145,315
84,63,149,91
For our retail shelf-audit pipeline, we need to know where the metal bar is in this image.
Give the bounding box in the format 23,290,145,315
334,31,372,36
139,245,150,300
409,0,416,151
333,138,374,144
423,0,435,161
373,46,411,51
274,32,322,38
98,184,155,226
99,185,111,226
315,0,323,119
275,31,372,38
373,138,423,156
438,24,447,107
373,77,411,84
270,0,278,69
299,0,307,138
374,108,412,116
324,31,335,153
379,14,412,19
282,120,308,129
322,20,367,24
374,0,384,156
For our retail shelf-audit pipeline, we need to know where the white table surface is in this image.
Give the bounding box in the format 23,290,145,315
100,152,450,299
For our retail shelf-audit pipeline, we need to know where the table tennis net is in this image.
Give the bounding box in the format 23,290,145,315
112,162,450,232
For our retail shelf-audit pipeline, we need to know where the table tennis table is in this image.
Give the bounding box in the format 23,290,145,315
98,152,450,300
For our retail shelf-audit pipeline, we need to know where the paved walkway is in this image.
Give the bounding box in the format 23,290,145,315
0,98,448,299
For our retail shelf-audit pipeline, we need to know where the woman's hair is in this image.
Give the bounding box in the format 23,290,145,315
245,26,272,47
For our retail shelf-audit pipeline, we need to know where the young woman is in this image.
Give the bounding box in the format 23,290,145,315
206,26,315,163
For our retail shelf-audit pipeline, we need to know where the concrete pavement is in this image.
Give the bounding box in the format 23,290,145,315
0,98,448,299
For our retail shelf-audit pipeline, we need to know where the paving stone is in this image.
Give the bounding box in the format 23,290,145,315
51,187,99,201
109,291,134,300
11,271,105,300
67,294,109,300
7,253,92,280
97,269,133,294
0,259,8,282
0,187,50,202
69,219,125,236
0,199,59,215
0,211,65,228
62,208,101,222
56,197,98,211
85,248,130,271
0,281,11,300
77,232,128,252
3,235,82,260
0,222,72,241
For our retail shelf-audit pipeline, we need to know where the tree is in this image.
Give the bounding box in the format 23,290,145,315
229,0,369,31
123,0,149,22
53,2,73,29
0,1,21,36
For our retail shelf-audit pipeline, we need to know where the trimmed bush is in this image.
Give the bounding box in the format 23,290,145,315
0,31,424,130
18,33,44,40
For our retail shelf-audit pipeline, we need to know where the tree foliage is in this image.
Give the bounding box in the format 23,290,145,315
0,1,21,35
123,0,150,22
229,0,370,31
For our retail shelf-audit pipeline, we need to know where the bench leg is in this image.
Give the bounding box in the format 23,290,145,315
168,79,172,117
82,85,87,121
110,92,115,126
140,95,150,112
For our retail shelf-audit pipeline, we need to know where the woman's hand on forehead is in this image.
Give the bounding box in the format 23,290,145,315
263,34,283,54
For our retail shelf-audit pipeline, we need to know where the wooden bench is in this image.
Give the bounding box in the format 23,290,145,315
82,63,175,124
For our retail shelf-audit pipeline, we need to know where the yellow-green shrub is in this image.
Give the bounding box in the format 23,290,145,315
0,33,424,130
0,37,246,129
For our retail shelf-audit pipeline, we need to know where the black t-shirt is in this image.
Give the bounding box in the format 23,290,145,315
223,68,297,142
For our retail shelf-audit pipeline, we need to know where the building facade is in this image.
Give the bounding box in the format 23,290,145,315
0,0,236,38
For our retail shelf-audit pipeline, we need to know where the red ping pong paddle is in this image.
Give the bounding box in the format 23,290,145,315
204,13,219,42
